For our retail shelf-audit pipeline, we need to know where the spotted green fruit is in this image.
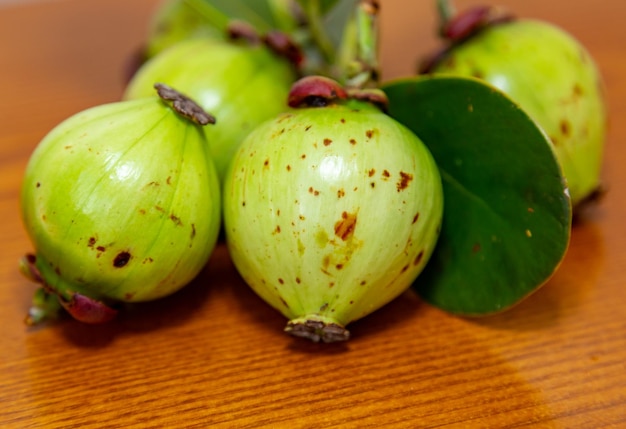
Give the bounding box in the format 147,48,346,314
426,19,607,207
223,77,444,342
124,37,298,182
20,85,221,324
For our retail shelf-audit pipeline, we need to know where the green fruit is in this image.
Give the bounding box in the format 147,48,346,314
124,37,298,182
20,84,221,324
425,18,607,207
222,77,444,342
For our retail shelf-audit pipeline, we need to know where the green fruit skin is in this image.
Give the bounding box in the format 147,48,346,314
124,37,298,182
21,98,221,303
432,20,607,206
223,101,444,328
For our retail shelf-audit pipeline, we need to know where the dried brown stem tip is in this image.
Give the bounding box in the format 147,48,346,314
361,0,380,15
441,5,516,42
154,83,216,125
263,30,304,67
285,319,350,343
227,20,261,45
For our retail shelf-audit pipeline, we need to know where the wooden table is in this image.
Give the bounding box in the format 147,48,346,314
1,0,625,427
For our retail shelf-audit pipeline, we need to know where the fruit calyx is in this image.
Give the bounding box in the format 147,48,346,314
285,317,350,343
287,75,388,111
154,83,216,125
227,20,304,69
420,1,515,73
440,5,514,42
20,254,119,325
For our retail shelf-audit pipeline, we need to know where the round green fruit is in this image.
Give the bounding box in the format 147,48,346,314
423,16,607,207
20,84,221,324
124,36,299,182
222,77,444,342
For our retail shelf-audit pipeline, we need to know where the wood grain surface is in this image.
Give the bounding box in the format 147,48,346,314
1,0,625,427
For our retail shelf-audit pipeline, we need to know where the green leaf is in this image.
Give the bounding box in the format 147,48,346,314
382,76,572,315
185,0,289,33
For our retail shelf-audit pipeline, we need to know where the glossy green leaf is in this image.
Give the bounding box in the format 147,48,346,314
382,76,572,315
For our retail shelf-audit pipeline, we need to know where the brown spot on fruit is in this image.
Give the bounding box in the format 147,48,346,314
96,246,106,252
414,250,424,266
308,187,320,196
340,118,346,124
573,83,583,97
337,189,345,198
365,129,377,139
334,211,357,241
471,70,484,79
368,169,376,177
323,138,332,146
280,297,289,308
114,252,131,268
382,170,390,179
264,159,270,168
278,278,285,284
412,213,420,224
322,255,331,272
286,165,292,171
191,224,196,239
397,171,413,191
349,138,357,145
560,119,571,136
170,214,182,226
88,237,97,248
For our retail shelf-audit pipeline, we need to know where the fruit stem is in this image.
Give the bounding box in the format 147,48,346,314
342,0,381,89
437,0,456,26
25,287,62,326
302,0,337,66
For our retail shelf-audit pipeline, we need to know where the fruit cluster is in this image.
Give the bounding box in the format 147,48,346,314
19,0,606,342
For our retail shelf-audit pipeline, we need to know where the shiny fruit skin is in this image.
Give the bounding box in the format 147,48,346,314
124,37,298,182
21,97,221,305
431,20,607,206
223,100,443,333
